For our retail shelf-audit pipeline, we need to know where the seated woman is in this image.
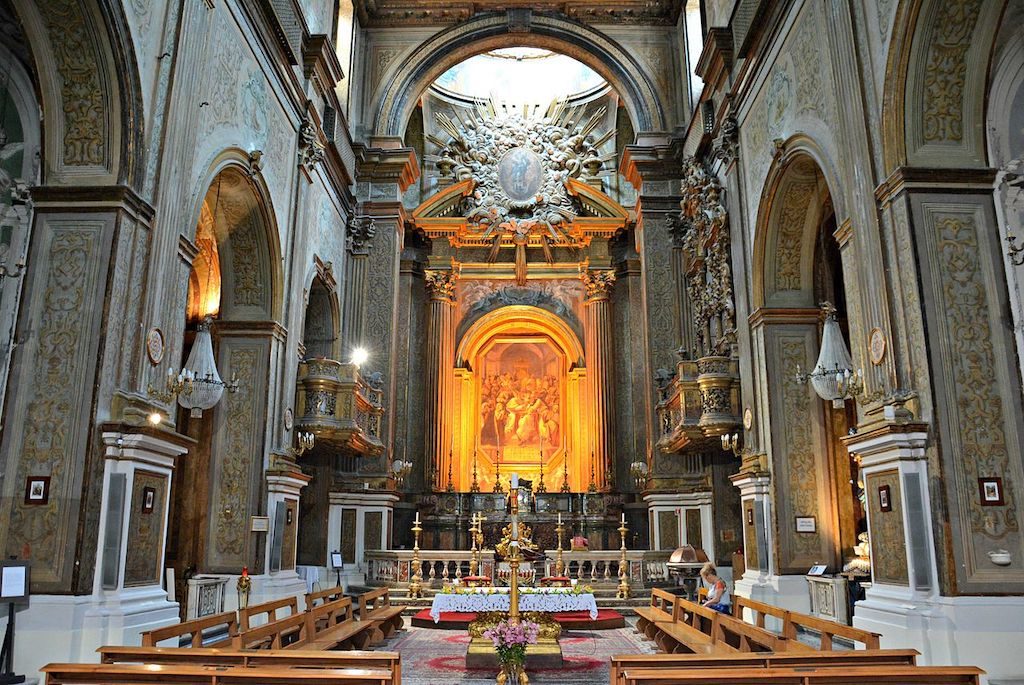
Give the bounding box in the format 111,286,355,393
699,562,731,613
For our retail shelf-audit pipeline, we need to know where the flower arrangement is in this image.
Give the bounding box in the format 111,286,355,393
483,618,540,669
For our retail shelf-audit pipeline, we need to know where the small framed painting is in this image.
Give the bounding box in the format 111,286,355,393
24,476,50,505
878,484,892,512
142,486,156,514
979,477,1004,506
795,516,816,533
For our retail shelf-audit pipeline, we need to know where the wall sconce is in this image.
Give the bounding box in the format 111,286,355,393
629,460,649,489
392,458,412,488
351,347,369,366
795,302,863,408
287,431,314,458
721,432,741,455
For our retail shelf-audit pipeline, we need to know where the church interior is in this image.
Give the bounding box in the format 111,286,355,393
0,0,1022,683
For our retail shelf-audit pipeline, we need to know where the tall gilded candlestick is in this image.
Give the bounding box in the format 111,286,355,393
555,512,565,577
469,513,480,576
508,473,521,624
470,450,480,493
536,448,547,493
493,450,503,493
560,452,570,493
616,513,630,599
409,512,424,599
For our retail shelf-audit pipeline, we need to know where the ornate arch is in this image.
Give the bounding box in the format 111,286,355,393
11,0,144,186
187,152,284,323
456,304,584,367
752,141,838,309
371,12,666,139
881,0,1008,170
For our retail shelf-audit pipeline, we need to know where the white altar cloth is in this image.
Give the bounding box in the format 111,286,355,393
429,587,598,622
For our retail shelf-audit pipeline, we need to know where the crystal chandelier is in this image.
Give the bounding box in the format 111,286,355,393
796,302,862,408
177,317,238,417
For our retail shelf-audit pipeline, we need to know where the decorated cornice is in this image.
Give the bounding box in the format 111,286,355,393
354,1,683,27
353,141,420,193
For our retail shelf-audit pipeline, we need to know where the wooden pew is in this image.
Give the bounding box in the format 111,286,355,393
307,585,347,609
358,588,405,642
96,646,402,685
301,597,379,651
140,611,238,647
609,650,920,685
240,596,300,631
654,597,732,655
43,662,394,684
619,665,983,685
635,588,678,641
733,596,880,649
233,611,308,650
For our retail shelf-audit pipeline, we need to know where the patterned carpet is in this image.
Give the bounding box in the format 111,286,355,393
381,623,655,684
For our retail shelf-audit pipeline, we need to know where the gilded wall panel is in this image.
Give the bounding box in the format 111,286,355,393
685,509,702,550
764,326,835,572
640,211,680,374
866,469,908,585
1,219,109,590
365,511,383,551
207,339,269,571
124,470,167,587
743,501,759,570
341,508,357,563
658,510,678,550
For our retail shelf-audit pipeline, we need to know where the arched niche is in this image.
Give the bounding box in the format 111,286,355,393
10,0,144,185
450,304,590,492
882,0,1007,169
303,275,340,360
371,13,665,139
185,163,282,324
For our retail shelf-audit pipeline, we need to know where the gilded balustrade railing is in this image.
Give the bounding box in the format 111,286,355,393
364,549,670,589
296,358,385,456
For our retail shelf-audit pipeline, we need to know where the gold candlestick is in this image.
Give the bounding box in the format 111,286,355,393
409,517,424,599
536,449,547,493
492,450,503,493
588,453,597,493
555,521,565,577
471,450,481,493
616,518,630,599
446,450,455,493
560,453,570,493
469,514,480,576
508,493,521,624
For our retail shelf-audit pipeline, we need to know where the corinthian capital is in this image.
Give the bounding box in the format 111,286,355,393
347,216,376,254
581,269,616,299
424,269,458,301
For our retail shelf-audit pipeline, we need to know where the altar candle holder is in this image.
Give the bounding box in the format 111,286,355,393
508,482,521,624
470,450,481,493
536,449,547,493
555,514,565,577
616,516,630,599
409,514,424,599
560,452,570,493
469,513,480,576
492,450,503,493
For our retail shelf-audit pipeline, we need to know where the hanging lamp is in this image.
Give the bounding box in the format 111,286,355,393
796,302,862,407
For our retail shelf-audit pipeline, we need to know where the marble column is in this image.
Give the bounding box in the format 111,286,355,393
423,269,457,491
582,269,616,490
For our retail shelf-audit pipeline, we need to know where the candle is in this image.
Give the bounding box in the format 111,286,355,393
414,511,420,525
621,512,626,525
557,512,562,525
511,472,518,489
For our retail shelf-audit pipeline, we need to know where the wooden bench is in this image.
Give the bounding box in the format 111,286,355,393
609,650,919,685
307,585,347,609
233,611,309,650
140,611,238,647
733,596,881,649
654,598,729,655
97,646,402,685
240,596,300,631
618,665,983,685
635,588,678,641
43,662,394,684
358,588,405,642
301,597,379,651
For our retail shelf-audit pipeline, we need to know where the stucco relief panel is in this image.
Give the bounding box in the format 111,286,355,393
920,0,983,144
124,470,167,586
866,469,909,585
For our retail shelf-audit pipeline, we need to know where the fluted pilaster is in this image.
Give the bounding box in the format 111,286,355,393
582,269,617,489
423,269,457,490
340,216,376,351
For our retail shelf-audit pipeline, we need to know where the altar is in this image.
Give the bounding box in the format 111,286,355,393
429,586,599,623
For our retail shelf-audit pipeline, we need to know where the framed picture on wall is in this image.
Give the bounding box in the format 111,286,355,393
878,485,892,512
979,477,1004,506
142,486,156,514
746,508,754,525
795,516,816,533
24,476,50,505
